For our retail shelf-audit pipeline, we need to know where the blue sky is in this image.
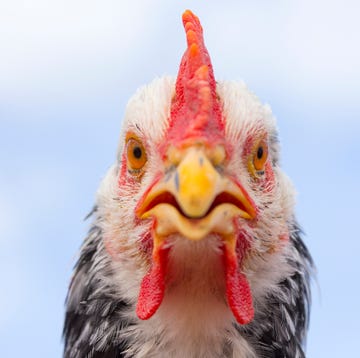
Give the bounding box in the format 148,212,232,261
1,1,359,356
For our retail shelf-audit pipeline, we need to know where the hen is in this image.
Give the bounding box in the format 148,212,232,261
64,9,312,358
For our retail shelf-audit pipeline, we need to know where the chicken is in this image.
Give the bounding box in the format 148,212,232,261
64,10,312,358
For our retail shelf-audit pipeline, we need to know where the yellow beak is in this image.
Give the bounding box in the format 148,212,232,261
175,147,222,217
137,146,256,241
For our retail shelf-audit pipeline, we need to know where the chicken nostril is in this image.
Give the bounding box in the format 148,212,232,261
174,171,180,192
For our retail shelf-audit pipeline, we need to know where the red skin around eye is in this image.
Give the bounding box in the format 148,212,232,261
243,136,255,158
263,161,275,193
243,134,275,194
118,152,128,187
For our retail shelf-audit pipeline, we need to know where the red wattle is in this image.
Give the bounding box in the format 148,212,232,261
136,245,168,320
223,245,254,325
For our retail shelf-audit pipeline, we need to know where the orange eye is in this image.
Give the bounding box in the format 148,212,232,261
253,140,268,173
126,138,147,172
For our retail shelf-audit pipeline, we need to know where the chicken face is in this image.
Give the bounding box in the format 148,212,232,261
64,9,312,358
99,10,293,327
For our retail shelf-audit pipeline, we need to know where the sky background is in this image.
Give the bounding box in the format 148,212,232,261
1,1,359,356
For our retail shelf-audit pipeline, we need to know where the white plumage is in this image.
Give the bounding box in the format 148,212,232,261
64,10,312,358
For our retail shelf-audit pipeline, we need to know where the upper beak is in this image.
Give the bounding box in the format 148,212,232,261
136,146,256,241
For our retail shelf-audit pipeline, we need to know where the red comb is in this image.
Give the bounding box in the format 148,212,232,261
166,10,224,146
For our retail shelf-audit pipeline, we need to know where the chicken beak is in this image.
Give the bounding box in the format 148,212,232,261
173,147,221,218
136,146,256,241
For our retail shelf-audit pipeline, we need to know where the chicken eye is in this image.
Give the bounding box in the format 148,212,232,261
252,140,268,174
126,138,147,172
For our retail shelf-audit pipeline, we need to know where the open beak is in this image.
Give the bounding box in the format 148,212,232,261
136,146,256,241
